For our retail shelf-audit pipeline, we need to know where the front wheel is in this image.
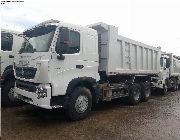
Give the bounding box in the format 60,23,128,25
66,87,92,120
2,81,20,106
140,82,151,102
161,84,168,95
172,80,178,92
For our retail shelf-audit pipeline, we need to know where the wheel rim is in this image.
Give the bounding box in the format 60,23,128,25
134,89,140,101
8,88,16,101
164,85,167,93
145,88,150,98
175,83,178,90
75,95,88,113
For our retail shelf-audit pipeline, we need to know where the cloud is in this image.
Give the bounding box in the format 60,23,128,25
1,15,38,29
1,0,180,55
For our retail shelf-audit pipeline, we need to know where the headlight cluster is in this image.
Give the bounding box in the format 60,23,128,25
158,80,163,84
36,87,47,99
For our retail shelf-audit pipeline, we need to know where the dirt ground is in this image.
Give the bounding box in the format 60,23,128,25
1,90,180,140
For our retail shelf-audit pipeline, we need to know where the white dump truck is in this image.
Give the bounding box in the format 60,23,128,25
1,29,23,106
152,52,180,93
13,20,178,120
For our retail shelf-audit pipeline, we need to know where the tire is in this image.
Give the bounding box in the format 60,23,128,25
1,80,21,106
140,82,151,102
128,84,141,105
172,80,178,92
66,87,92,121
161,84,168,95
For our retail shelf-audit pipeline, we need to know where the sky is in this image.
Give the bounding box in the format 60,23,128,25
1,0,180,56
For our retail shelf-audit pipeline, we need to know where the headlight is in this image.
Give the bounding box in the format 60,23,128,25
36,87,47,99
158,80,163,85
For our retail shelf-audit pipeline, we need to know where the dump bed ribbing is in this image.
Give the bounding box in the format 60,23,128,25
89,22,161,75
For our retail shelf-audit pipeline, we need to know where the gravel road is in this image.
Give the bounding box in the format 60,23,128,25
1,90,180,140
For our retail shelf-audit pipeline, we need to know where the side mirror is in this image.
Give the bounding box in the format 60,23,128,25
57,53,65,60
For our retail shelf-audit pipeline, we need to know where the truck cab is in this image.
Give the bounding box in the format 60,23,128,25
160,54,170,80
153,52,180,94
1,29,24,106
14,20,99,111
158,54,171,92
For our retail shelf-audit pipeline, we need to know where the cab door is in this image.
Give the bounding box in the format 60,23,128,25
57,27,84,77
51,27,84,96
161,57,170,80
1,32,14,75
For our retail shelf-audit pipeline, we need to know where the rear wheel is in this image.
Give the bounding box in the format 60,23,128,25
66,87,92,120
140,82,151,102
128,84,141,105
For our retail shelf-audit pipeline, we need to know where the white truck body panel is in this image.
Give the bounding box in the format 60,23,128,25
88,23,161,75
171,55,180,77
1,29,23,76
170,54,180,85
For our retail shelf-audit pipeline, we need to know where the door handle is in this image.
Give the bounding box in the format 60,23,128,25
9,55,14,58
76,65,84,69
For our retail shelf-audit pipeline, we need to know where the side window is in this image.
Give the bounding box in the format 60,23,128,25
56,28,80,54
1,32,13,51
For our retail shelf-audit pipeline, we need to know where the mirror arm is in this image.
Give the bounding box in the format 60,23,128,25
57,53,65,60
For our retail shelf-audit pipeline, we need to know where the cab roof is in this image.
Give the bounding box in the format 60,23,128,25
23,19,97,36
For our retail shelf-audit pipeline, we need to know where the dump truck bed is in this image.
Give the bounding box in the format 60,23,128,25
89,23,161,75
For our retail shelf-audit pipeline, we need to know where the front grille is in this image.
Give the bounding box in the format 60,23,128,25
16,80,38,92
15,67,37,79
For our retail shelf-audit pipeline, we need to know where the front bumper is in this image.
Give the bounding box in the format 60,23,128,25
14,82,52,109
151,81,163,89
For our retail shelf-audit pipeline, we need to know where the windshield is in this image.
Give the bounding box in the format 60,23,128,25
19,25,56,53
